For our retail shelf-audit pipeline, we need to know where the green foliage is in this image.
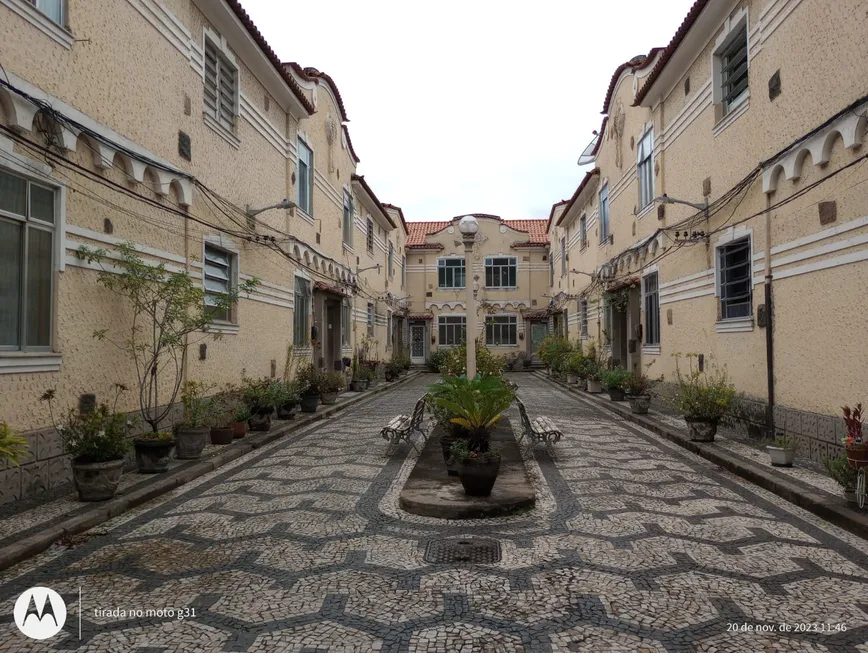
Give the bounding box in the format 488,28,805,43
536,336,573,372
392,351,411,370
178,381,214,429
385,360,404,378
427,348,449,373
449,438,500,461
667,354,738,422
320,372,346,394
823,452,857,489
137,430,174,442
427,375,515,450
564,351,585,376
296,363,323,394
77,242,259,433
0,421,30,467
770,435,799,451
623,360,662,395
40,386,130,463
598,367,632,391
438,342,504,378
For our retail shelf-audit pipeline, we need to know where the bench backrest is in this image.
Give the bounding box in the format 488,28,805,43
410,394,427,428
515,396,532,433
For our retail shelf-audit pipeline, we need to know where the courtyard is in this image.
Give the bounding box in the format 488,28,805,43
1,374,867,652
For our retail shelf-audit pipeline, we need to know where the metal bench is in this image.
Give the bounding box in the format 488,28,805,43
381,394,428,453
516,396,562,451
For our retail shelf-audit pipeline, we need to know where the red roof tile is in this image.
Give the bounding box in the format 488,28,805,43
314,281,348,297
555,168,600,228
284,63,349,122
224,1,315,115
351,174,395,229
634,0,711,106
601,50,661,114
406,217,549,248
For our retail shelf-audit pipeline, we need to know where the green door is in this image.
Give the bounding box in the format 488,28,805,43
531,323,547,354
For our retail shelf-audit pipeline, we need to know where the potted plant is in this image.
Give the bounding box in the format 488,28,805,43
209,389,236,445
564,351,583,385
366,363,379,389
624,361,661,414
767,435,798,467
429,375,515,495
581,342,603,393
0,420,30,467
599,367,631,401
823,452,858,503
242,377,279,431
232,403,250,438
320,372,345,405
277,380,301,420
842,404,866,468
385,360,402,382
40,387,130,501
349,351,364,392
175,381,213,458
298,363,321,413
668,354,738,442
133,430,175,473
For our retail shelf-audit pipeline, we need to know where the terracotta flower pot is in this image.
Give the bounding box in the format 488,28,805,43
72,458,125,501
457,453,502,497
175,427,209,459
134,438,175,473
628,394,651,414
232,421,248,439
685,418,718,442
210,427,234,445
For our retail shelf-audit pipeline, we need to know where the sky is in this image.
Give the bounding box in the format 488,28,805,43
240,0,696,222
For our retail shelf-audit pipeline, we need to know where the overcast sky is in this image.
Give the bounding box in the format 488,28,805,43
241,0,695,222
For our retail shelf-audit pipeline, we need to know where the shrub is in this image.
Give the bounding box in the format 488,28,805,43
40,388,129,464
667,354,738,422
842,404,864,448
439,343,504,378
320,372,346,394
623,361,662,395
427,375,516,450
823,452,857,489
0,421,30,467
599,367,632,391
178,381,215,428
537,336,572,372
296,363,323,394
428,349,449,373
565,351,585,376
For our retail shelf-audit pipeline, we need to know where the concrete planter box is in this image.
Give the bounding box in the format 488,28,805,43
628,395,651,414
320,392,338,405
767,445,797,467
587,378,602,393
72,459,124,501
133,439,175,473
686,418,718,442
175,427,209,459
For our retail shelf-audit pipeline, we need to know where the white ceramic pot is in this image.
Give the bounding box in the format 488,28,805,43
767,446,796,467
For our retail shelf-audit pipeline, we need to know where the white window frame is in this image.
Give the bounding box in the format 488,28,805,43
341,297,351,347
366,218,374,253
387,309,393,345
388,241,394,278
297,137,313,216
203,32,239,135
714,230,754,326
485,314,517,347
293,274,312,347
202,240,239,325
438,314,466,347
560,237,567,277
637,126,654,210
712,9,749,119
579,215,588,250
484,256,517,289
437,258,465,289
367,302,374,337
642,270,660,348
579,299,588,338
5,0,72,48
401,255,407,288
342,190,353,248
599,183,610,244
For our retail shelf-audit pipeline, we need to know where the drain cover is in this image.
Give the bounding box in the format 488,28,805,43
424,538,502,564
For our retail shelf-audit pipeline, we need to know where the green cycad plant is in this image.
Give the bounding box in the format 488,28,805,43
428,375,516,452
0,421,30,467
77,243,259,433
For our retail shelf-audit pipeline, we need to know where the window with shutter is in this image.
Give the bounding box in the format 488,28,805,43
204,244,236,323
204,39,237,131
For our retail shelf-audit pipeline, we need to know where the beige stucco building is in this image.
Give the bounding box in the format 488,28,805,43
549,0,868,461
0,0,405,501
404,216,550,364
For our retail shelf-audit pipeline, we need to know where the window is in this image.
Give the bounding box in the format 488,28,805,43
717,237,752,319
204,38,237,132
549,257,554,286
341,298,351,347
486,315,517,346
203,244,236,322
388,241,394,278
637,128,654,209
387,310,393,344
293,276,311,347
579,215,587,250
366,218,374,253
580,300,588,337
367,302,374,336
643,272,660,345
342,191,353,247
401,255,407,288
601,298,611,343
438,259,465,289
31,0,63,24
297,139,313,215
438,316,466,346
485,257,517,288
560,237,567,276
0,170,55,350
599,183,610,244
720,25,748,115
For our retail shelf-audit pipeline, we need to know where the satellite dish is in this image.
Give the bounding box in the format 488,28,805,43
577,133,599,166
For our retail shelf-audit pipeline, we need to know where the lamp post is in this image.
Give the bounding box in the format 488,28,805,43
458,215,479,378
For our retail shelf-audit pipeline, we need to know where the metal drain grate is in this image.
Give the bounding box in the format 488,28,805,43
424,538,502,564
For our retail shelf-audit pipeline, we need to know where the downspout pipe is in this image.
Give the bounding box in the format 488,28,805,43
764,192,775,438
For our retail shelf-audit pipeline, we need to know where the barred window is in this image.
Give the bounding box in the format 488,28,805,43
579,215,587,250
485,257,517,288
637,128,654,209
341,298,351,346
720,26,748,114
438,315,466,346
297,140,313,215
717,237,752,319
342,191,353,247
643,272,660,345
293,276,311,347
599,184,610,244
486,315,517,346
438,259,465,289
367,302,374,336
580,300,588,337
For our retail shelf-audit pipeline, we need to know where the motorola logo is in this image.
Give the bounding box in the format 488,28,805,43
13,587,67,640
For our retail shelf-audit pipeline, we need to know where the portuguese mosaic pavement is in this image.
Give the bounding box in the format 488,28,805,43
1,374,868,652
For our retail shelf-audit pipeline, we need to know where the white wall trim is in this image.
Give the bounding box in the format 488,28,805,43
1,0,73,49
0,352,62,374
715,317,754,333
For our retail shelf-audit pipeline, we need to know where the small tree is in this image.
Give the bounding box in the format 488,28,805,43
77,243,258,433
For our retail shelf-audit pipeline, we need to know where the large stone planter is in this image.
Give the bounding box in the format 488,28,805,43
457,453,502,497
277,401,298,420
210,427,234,445
300,393,320,413
628,394,651,414
72,459,124,501
587,378,602,393
248,412,272,432
320,391,338,405
606,387,626,401
175,427,209,459
685,418,718,442
133,439,175,473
